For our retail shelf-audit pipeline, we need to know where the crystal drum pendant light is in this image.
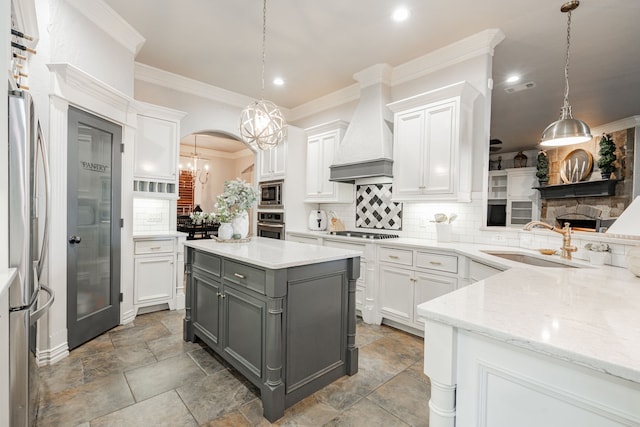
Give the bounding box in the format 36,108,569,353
239,0,287,150
540,1,592,147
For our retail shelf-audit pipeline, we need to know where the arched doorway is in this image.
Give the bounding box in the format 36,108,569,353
178,131,255,214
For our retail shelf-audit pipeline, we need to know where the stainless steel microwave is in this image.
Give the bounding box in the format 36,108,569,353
258,179,283,208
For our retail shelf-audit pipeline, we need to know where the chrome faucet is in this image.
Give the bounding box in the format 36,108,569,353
523,221,578,260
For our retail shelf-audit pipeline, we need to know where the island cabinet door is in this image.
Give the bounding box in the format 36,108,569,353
221,283,266,381
192,272,222,351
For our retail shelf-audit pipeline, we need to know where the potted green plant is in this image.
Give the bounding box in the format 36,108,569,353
214,178,258,239
536,150,549,186
597,133,617,179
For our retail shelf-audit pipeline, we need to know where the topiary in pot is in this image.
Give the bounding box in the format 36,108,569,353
597,133,617,179
536,150,549,185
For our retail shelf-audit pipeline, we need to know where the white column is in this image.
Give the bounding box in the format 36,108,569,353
40,95,71,365
423,319,458,427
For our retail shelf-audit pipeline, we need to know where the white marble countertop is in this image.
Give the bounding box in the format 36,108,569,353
418,261,640,384
0,268,17,299
133,231,188,239
184,237,362,269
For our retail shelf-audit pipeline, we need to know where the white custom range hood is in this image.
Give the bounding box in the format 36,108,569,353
329,64,394,183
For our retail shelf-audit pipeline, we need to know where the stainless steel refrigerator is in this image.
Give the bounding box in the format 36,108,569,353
8,89,54,426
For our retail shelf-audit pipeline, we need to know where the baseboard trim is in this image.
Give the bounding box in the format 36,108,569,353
37,342,69,366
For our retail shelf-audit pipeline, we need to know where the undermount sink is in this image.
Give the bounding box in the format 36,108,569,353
480,250,584,268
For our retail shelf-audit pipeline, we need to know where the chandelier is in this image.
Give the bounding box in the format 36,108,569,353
540,1,592,147
180,134,209,186
239,0,287,150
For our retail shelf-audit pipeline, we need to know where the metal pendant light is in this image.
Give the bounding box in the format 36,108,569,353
239,0,287,150
540,1,592,147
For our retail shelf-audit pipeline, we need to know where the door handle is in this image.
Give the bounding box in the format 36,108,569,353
69,235,82,244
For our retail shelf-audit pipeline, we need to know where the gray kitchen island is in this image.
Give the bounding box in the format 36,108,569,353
182,237,361,422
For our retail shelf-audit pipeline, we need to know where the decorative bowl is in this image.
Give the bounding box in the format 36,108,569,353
538,249,556,255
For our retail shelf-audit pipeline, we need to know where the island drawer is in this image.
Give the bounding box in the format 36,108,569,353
192,251,221,277
378,247,413,266
223,260,266,295
135,239,174,255
415,251,458,274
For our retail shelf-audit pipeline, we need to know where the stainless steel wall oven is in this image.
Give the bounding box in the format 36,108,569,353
257,211,285,240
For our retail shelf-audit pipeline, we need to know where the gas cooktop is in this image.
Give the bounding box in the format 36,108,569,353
328,230,400,239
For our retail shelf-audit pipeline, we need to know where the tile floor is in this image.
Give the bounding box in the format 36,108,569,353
36,309,430,426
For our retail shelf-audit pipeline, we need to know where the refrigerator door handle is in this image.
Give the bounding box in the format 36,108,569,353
9,286,39,313
30,284,55,325
36,122,50,280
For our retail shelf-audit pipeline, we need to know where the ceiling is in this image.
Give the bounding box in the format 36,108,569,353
105,0,640,154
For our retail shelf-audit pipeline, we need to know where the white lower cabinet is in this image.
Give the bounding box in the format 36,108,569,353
378,246,457,331
453,330,639,427
467,259,504,283
134,238,177,312
286,233,323,245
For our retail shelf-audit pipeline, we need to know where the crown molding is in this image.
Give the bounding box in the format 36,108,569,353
591,116,640,135
392,28,505,86
286,85,360,122
135,62,266,111
64,0,145,54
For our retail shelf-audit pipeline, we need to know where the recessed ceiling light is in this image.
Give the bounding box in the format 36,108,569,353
392,6,410,22
506,75,521,83
273,77,284,86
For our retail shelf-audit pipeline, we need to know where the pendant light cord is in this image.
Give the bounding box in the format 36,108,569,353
260,0,267,100
562,10,572,112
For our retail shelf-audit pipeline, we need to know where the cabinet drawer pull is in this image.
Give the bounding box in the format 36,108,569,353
429,261,442,265
150,246,162,250
388,255,399,259
234,273,246,279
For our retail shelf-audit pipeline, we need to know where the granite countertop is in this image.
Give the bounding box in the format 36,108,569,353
184,237,362,269
133,231,189,239
1,268,17,298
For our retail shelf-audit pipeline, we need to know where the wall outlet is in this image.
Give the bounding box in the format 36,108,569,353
419,218,428,228
491,234,506,243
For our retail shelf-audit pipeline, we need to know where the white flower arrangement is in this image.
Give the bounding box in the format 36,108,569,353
189,211,216,225
584,242,610,252
214,178,258,223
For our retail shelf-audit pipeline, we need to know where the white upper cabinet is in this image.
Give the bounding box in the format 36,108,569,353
304,120,353,203
388,82,479,202
506,167,539,227
257,139,286,182
134,102,185,183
